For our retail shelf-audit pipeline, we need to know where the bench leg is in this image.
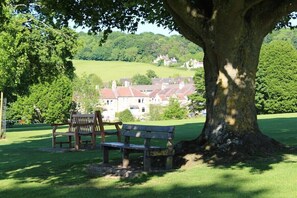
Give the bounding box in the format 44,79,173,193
68,136,72,148
103,147,109,163
122,149,129,168
143,151,151,171
166,155,173,170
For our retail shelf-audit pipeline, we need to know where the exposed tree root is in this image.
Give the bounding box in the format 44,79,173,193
174,132,285,166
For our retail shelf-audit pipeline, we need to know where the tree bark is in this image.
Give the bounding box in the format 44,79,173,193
165,0,288,157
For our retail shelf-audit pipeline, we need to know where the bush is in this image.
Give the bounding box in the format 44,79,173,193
149,105,164,121
162,98,188,120
117,109,134,122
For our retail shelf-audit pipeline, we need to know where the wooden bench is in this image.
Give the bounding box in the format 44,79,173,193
101,124,175,171
52,111,122,150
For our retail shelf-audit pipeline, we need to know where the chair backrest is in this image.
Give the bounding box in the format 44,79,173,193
72,113,97,134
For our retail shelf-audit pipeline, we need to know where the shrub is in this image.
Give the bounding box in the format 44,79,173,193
117,109,134,122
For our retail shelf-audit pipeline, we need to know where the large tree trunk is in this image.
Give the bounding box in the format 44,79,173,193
164,1,291,157
176,27,283,157
198,31,282,156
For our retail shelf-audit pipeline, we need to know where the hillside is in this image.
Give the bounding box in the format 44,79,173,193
73,60,196,82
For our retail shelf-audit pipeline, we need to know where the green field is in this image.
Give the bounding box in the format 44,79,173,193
1,114,297,197
72,60,196,82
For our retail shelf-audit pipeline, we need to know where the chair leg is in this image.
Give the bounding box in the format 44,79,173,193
52,135,55,148
68,136,72,148
75,134,79,150
92,134,96,149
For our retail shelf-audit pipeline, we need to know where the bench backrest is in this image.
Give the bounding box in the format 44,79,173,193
122,124,174,139
121,124,175,148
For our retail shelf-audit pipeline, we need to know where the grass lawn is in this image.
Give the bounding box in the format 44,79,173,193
72,60,195,82
1,114,297,197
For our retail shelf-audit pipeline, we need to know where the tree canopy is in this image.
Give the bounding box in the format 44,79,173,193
0,6,77,101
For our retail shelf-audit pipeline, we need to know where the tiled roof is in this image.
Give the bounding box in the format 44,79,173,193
101,87,148,99
100,88,116,99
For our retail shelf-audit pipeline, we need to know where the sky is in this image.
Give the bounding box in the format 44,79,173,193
75,18,297,36
74,22,179,36
135,22,179,36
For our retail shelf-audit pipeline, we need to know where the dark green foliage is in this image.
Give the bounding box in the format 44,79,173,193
162,98,187,120
0,10,77,101
188,68,206,114
146,69,158,79
117,109,134,122
131,74,152,85
74,32,203,63
256,40,297,114
7,76,73,124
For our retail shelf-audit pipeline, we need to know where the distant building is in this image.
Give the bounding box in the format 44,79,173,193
181,59,203,69
100,78,196,121
153,55,177,66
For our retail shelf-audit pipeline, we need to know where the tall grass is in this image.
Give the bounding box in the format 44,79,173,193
1,114,297,197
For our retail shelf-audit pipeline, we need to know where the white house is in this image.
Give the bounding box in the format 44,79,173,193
100,81,150,121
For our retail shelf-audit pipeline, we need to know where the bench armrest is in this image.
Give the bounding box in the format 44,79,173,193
102,121,122,126
51,123,69,126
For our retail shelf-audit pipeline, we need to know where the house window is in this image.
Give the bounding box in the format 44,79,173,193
106,100,109,105
138,99,141,103
142,107,145,112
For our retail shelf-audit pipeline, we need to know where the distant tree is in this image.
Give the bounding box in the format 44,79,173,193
131,74,152,85
188,68,206,114
146,69,158,79
149,104,164,121
7,76,73,124
256,40,297,114
162,98,187,120
88,74,104,89
73,73,101,113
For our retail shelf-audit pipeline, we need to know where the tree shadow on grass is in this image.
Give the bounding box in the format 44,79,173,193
1,116,297,195
174,116,297,174
0,172,270,198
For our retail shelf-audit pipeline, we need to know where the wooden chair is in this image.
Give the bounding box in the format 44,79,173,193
52,111,122,150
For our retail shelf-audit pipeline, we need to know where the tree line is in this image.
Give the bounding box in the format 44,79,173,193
74,31,204,64
75,29,297,65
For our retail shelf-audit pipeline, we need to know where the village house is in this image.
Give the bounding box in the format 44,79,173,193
100,78,195,121
100,81,150,121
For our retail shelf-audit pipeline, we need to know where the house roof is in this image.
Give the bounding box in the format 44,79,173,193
101,86,148,99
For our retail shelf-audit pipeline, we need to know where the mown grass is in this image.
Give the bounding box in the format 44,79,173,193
72,60,195,82
1,114,297,198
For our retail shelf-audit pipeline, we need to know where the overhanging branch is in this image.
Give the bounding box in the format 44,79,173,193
163,0,209,47
250,0,297,35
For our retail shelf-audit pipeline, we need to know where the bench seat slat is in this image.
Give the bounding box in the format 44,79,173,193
102,142,164,150
121,131,174,139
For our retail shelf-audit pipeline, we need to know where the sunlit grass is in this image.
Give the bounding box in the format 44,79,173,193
1,114,297,197
72,60,195,82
